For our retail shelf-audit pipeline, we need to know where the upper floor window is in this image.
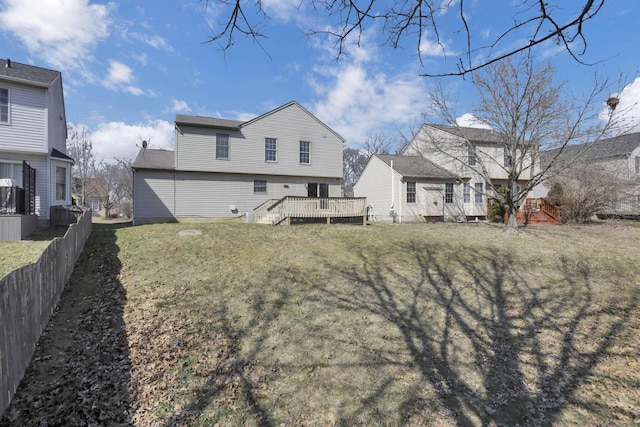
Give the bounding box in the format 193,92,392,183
265,138,277,162
55,166,67,201
0,88,8,124
445,183,454,204
474,182,484,204
406,182,416,203
463,183,470,203
300,141,311,164
468,148,476,166
635,156,640,174
504,148,513,167
254,179,267,193
216,133,229,159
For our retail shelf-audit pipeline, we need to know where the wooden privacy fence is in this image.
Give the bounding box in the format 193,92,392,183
0,208,92,416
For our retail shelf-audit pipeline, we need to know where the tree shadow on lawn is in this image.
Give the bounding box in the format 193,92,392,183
162,285,290,426
0,223,132,425
158,236,638,426
314,241,638,426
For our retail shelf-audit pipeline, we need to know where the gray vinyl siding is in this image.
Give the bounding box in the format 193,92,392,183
133,170,176,222
175,103,343,179
0,82,47,153
46,76,67,154
134,169,341,222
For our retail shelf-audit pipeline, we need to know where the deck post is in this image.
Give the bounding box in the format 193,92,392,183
326,216,330,225
287,216,291,226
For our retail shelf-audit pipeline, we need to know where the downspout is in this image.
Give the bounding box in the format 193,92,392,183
390,160,396,222
398,179,403,223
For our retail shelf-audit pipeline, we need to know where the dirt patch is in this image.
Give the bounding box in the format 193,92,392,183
0,224,131,426
177,229,202,237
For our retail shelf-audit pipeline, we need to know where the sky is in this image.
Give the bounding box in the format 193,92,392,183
1,0,639,162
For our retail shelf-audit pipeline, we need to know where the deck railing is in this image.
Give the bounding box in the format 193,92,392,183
254,196,367,225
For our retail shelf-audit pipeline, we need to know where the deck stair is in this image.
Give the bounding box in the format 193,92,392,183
516,198,561,225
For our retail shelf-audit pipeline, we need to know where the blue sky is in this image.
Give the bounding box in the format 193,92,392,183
1,0,639,162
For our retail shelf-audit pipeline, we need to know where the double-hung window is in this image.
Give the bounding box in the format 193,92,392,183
0,88,8,124
504,147,512,167
216,133,229,159
445,183,454,204
474,182,484,204
406,182,416,203
468,148,476,166
254,179,267,193
56,166,67,201
635,156,640,174
300,141,310,164
463,183,470,203
265,138,277,162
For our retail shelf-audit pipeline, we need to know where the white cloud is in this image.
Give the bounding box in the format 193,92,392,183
166,99,192,114
309,47,427,147
0,0,110,71
419,31,458,57
85,120,175,163
104,60,143,95
259,0,301,22
127,31,173,52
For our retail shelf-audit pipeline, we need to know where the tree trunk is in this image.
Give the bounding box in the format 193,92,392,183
505,203,519,230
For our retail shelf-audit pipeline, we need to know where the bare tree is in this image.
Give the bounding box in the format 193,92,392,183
343,147,368,196
90,161,132,219
66,124,96,207
546,155,638,223
413,55,623,229
205,0,605,76
362,132,396,157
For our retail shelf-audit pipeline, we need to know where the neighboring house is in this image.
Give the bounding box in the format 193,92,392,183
132,101,344,224
355,124,536,222
539,132,640,213
354,154,464,222
0,59,72,238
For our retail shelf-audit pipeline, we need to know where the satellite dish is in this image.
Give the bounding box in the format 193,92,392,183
142,140,148,148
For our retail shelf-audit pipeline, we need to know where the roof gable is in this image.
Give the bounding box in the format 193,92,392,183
425,124,504,144
0,58,60,87
242,101,345,142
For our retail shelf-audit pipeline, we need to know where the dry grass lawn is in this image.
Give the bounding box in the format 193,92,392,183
2,221,639,426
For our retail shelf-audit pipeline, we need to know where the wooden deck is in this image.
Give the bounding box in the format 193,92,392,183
510,198,561,225
252,196,367,225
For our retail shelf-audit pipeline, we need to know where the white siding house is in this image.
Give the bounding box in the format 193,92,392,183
354,154,464,222
133,101,344,224
355,124,537,222
0,59,72,235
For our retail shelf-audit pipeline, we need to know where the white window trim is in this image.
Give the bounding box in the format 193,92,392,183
265,137,277,162
0,87,9,125
216,133,230,160
300,140,311,165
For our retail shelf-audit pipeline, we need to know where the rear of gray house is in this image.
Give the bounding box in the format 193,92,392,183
132,101,344,224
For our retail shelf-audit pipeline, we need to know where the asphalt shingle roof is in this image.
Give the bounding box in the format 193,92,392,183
376,154,460,179
427,124,505,144
133,149,175,170
175,114,244,130
0,58,60,86
541,132,640,167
